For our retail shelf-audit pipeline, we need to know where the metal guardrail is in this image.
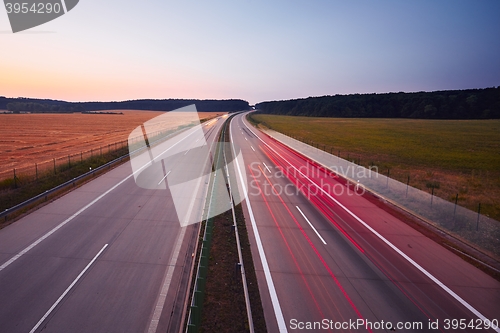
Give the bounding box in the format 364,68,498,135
186,126,223,332
223,122,255,333
1,154,130,221
1,120,196,222
186,112,254,333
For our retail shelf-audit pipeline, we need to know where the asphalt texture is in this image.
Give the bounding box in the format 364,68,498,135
0,116,225,333
230,113,500,333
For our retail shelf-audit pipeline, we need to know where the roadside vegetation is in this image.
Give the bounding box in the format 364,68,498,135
199,204,267,333
249,114,500,221
0,146,129,227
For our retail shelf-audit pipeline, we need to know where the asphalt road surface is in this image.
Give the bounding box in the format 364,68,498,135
229,112,499,333
0,114,225,333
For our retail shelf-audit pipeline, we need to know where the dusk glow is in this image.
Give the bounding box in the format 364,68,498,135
1,0,499,104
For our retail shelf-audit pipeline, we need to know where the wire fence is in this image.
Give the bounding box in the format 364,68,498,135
261,128,500,259
254,120,496,215
0,128,175,189
1,140,126,187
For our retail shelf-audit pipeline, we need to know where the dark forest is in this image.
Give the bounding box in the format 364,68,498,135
0,98,250,113
256,87,500,119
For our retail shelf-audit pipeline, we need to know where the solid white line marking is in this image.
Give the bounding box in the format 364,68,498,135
150,120,222,332
250,146,255,152
152,124,203,163
0,175,132,273
231,117,288,333
29,244,108,333
157,170,171,186
263,162,272,174
296,206,326,245
147,227,187,333
1,127,199,273
242,117,499,332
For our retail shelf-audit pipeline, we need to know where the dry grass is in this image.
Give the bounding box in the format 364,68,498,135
251,115,500,221
0,110,226,179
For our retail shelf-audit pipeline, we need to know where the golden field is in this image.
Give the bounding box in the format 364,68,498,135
0,110,225,179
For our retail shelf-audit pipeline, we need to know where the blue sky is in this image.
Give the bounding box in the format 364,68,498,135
1,0,499,104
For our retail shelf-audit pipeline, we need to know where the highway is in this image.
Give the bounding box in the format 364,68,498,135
0,114,225,333
1,111,498,333
229,112,500,332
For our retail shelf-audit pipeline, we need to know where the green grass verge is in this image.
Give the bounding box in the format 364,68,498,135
250,114,500,221
0,147,129,226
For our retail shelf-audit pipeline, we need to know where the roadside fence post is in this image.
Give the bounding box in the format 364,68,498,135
53,158,56,174
476,203,481,231
406,175,410,197
14,168,17,188
431,187,434,206
453,194,458,221
35,163,38,180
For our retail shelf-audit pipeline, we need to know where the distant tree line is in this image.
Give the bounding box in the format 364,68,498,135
6,102,84,113
255,87,500,119
0,97,250,113
80,99,250,112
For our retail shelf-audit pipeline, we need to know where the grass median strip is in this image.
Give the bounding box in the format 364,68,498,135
198,203,267,332
199,115,266,332
187,114,267,332
200,205,259,332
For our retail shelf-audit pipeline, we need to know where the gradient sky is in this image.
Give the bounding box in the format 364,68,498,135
1,0,499,104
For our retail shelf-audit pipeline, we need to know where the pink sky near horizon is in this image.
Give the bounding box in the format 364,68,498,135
1,1,499,105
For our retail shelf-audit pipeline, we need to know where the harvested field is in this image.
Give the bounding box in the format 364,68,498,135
0,110,225,180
